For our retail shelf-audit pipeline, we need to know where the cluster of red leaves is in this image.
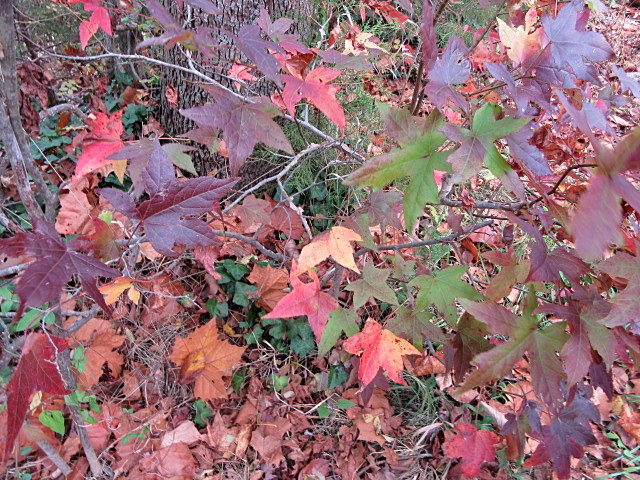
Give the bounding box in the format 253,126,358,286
2,0,640,479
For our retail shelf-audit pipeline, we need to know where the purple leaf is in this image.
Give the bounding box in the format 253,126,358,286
612,65,640,98
234,25,284,85
424,35,470,113
101,141,239,256
421,0,437,72
0,220,119,318
507,124,552,176
180,86,292,175
542,3,613,83
570,174,622,261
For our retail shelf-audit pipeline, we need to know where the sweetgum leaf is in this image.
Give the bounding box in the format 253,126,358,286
280,68,346,132
460,297,569,408
344,261,398,309
410,265,482,325
525,387,599,479
318,308,360,356
262,265,339,341
180,85,292,175
421,0,437,71
542,2,613,83
4,333,70,461
598,252,640,333
0,219,119,319
386,306,446,349
73,111,125,181
448,312,491,382
443,422,499,478
343,318,420,386
100,141,238,256
234,25,284,85
441,103,529,188
424,35,470,113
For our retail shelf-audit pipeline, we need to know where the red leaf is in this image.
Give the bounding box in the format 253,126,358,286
71,0,113,50
100,141,238,256
4,333,70,461
443,422,500,478
343,318,420,386
280,68,346,132
262,263,339,341
421,0,437,71
73,111,125,181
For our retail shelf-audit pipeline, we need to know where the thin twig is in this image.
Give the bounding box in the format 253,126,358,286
356,219,494,254
210,229,286,263
36,440,72,476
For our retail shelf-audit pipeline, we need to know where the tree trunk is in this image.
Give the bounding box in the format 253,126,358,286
159,0,313,180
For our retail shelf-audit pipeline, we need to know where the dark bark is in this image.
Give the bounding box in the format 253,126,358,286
159,0,313,181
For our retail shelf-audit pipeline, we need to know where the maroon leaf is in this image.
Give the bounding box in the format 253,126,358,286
424,35,470,113
421,0,437,72
443,422,500,478
257,7,293,39
506,124,552,176
234,25,284,84
525,387,599,479
4,333,70,461
598,252,640,333
447,312,491,382
0,220,119,319
100,141,239,256
542,3,613,83
180,85,292,175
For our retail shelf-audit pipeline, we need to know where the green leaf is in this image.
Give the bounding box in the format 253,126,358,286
344,262,398,309
232,282,258,307
442,103,530,188
318,308,360,356
39,410,65,435
289,317,315,357
317,402,330,418
328,364,349,389
193,399,213,427
336,398,356,409
346,129,446,189
403,150,452,229
410,266,482,325
206,298,229,318
386,306,445,349
162,143,198,175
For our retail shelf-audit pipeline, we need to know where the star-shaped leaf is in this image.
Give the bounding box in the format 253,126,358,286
344,318,420,386
386,306,446,349
542,2,613,83
460,295,569,408
344,261,398,309
424,35,470,113
180,85,293,175
410,265,482,326
73,111,125,181
297,226,362,274
234,25,284,85
99,141,238,256
440,102,530,188
318,308,360,356
280,67,346,132
262,264,339,341
169,321,245,400
0,219,119,320
443,422,500,478
598,252,640,333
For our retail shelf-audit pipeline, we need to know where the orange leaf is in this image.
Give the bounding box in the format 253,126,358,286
99,277,138,305
297,226,362,274
443,422,500,478
247,264,289,311
343,318,420,386
168,322,244,400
